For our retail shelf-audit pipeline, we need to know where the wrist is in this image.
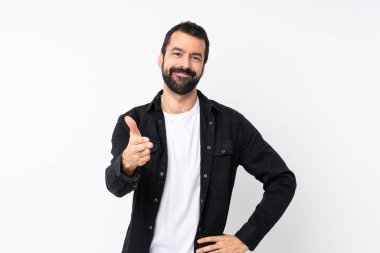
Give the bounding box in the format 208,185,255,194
121,159,136,177
240,244,249,252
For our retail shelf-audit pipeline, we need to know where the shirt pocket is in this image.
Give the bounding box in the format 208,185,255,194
211,140,235,182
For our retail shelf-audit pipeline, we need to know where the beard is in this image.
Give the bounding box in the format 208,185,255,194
161,64,201,95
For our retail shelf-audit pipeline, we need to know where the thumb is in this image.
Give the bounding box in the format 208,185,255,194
124,116,141,137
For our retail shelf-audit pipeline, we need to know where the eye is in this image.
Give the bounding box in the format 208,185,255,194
191,56,201,61
172,52,181,56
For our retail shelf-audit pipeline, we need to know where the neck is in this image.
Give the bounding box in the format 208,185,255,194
161,85,197,114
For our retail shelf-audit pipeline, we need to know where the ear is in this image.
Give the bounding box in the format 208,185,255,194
158,53,163,68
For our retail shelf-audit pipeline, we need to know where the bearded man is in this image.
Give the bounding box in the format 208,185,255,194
105,21,297,253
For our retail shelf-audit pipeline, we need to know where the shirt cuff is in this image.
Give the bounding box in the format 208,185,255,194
235,222,264,251
113,154,141,183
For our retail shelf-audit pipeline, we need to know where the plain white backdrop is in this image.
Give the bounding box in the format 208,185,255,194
1,0,379,252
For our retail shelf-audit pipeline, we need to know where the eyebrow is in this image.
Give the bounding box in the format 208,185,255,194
171,47,203,59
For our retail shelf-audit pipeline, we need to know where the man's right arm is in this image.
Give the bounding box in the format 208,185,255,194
105,114,153,197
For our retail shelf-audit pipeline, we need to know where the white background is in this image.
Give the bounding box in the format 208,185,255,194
1,0,379,252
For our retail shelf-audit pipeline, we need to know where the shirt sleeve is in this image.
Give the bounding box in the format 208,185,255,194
234,114,297,251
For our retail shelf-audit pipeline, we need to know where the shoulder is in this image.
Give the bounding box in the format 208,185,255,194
209,99,246,124
208,98,259,135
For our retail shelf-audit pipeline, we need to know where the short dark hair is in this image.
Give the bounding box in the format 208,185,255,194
161,21,210,64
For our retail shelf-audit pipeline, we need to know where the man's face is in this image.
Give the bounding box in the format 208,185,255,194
159,31,206,95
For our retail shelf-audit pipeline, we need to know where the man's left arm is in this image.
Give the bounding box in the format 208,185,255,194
233,114,297,251
197,113,297,253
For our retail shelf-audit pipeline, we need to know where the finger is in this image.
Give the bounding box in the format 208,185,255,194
196,243,221,253
134,147,151,158
137,154,150,165
125,116,141,137
129,136,150,145
197,236,224,244
133,142,153,152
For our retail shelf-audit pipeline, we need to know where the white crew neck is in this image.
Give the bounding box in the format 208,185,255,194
163,96,199,119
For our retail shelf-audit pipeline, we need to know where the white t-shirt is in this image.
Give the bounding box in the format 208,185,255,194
149,96,201,253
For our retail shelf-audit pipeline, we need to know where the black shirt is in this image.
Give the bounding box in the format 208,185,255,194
105,89,296,252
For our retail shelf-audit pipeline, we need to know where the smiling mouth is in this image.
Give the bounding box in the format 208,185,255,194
173,72,191,78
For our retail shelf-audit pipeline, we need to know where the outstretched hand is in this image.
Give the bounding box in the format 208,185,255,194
121,116,153,176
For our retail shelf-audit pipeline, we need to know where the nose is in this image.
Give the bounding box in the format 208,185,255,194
178,55,190,69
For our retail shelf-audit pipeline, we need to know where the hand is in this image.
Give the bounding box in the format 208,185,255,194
121,116,153,176
196,234,249,253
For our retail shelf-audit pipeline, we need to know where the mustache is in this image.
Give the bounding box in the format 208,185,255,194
169,67,196,77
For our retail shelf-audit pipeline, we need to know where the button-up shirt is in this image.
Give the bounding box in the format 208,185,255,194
105,89,297,252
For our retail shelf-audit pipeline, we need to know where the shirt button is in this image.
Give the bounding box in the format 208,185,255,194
148,225,153,230
154,198,159,202
221,149,226,154
160,171,165,177
200,198,204,203
198,227,202,232
209,121,213,125
203,173,208,178
158,119,163,124
206,145,211,150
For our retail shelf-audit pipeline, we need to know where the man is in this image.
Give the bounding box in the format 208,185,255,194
105,21,296,253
